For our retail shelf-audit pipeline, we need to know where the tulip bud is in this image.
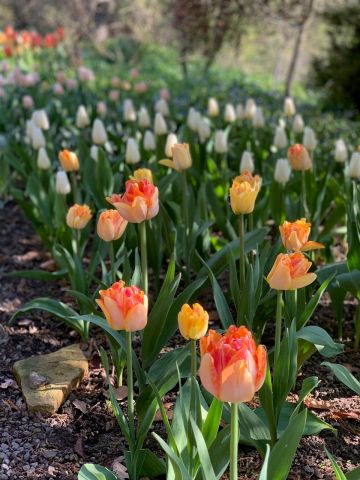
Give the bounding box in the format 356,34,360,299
155,98,170,116
302,127,317,151
284,97,296,117
292,114,304,133
240,151,254,174
66,204,92,229
109,89,119,102
25,119,34,140
31,126,46,149
207,97,219,117
214,130,228,154
230,171,261,215
274,158,291,185
187,107,201,131
76,105,90,129
224,103,236,123
53,82,64,95
165,133,178,157
37,148,51,170
125,138,141,164
32,109,49,130
253,107,264,128
287,144,312,171
92,118,108,145
90,145,99,162
245,98,256,120
97,101,107,117
178,303,209,340
97,209,128,242
273,125,288,149
138,107,151,128
154,113,167,135
348,152,360,179
56,171,71,195
236,103,245,120
123,99,136,122
22,95,33,109
144,130,156,150
267,252,316,290
131,168,153,183
198,117,211,143
58,150,79,172
334,139,347,163
159,143,192,172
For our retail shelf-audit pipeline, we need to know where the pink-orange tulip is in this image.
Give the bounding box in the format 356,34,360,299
96,280,148,332
178,303,209,340
266,252,316,290
97,210,128,242
66,204,92,229
107,179,159,223
287,144,312,171
280,219,324,252
199,326,266,403
58,149,79,172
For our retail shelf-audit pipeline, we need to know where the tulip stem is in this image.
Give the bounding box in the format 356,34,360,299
301,171,309,218
239,214,246,297
190,339,197,378
274,290,283,365
230,402,239,480
182,171,189,233
71,171,80,203
109,242,116,283
139,221,148,295
126,331,135,442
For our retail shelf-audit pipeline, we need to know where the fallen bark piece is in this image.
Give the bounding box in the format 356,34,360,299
13,344,88,415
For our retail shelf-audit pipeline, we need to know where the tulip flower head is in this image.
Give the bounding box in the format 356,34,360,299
348,152,360,179
230,171,261,215
143,130,156,151
280,219,324,252
37,147,51,170
245,98,257,120
107,178,159,223
165,133,178,158
284,97,296,117
138,107,151,128
22,95,34,109
274,158,291,186
287,144,312,171
76,105,90,129
253,107,264,128
292,114,304,133
124,99,136,122
159,143,192,172
66,204,92,229
224,103,236,123
274,125,288,149
240,151,254,174
187,107,201,131
178,303,209,341
32,109,49,130
96,281,148,332
236,103,245,120
92,118,108,145
97,209,128,242
199,325,266,403
90,145,99,162
208,97,219,117
154,113,167,135
334,139,348,163
198,117,211,144
125,138,141,164
56,171,71,195
266,252,316,290
302,127,317,151
214,129,228,154
155,98,170,116
131,168,153,183
31,126,46,149
58,149,79,172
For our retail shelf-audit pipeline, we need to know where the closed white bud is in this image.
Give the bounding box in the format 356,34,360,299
284,97,296,117
208,97,219,117
143,130,156,151
302,127,317,151
76,105,90,128
245,98,256,120
348,152,360,179
273,126,288,149
214,130,228,154
274,158,291,185
187,107,201,131
155,98,169,116
224,103,236,123
334,139,348,163
253,107,264,128
292,114,304,133
25,119,34,140
236,104,245,120
138,107,151,128
123,99,136,122
32,109,49,130
90,145,99,162
240,151,254,173
92,118,108,145
56,171,71,194
37,148,51,169
125,138,141,164
165,133,178,157
198,117,211,143
154,113,167,135
32,126,46,149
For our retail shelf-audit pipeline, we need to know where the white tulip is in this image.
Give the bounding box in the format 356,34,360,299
284,97,296,117
92,118,108,145
76,105,90,128
240,151,254,173
165,133,178,157
224,103,236,123
292,114,304,133
32,126,46,149
123,99,136,122
125,138,141,164
236,104,245,120
334,139,348,163
155,98,169,116
245,98,256,120
208,97,219,117
143,130,156,151
214,130,228,154
138,107,151,128
154,113,167,135
25,119,34,140
56,171,71,194
348,152,360,179
187,107,201,131
198,117,211,143
274,158,291,185
303,127,317,151
90,145,99,162
273,126,288,149
32,109,49,130
253,107,264,128
37,147,51,170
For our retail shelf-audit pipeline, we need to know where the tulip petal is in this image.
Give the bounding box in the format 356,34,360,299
291,272,317,289
199,353,219,399
267,256,292,290
301,241,325,252
124,303,148,332
103,296,125,329
115,198,147,223
220,359,256,403
158,159,178,170
255,345,267,390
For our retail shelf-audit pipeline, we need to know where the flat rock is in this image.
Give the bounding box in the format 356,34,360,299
13,344,88,415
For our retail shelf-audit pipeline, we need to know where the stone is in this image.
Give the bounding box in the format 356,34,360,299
13,344,88,415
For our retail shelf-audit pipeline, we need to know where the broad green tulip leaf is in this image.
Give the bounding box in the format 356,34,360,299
259,444,271,480
7,269,67,281
190,417,217,480
297,274,334,329
297,326,344,357
321,362,360,395
346,466,360,480
202,398,223,448
206,425,231,480
138,449,166,477
337,270,360,300
324,447,347,480
78,463,118,480
152,432,192,480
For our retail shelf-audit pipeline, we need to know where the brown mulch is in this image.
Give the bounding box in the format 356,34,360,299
0,201,359,479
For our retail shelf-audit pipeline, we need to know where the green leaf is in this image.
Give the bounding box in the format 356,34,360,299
297,275,334,329
139,449,166,477
337,270,360,300
152,432,192,480
346,466,360,480
190,417,217,480
259,444,271,480
202,398,223,448
6,269,67,281
297,326,344,358
324,447,347,480
321,362,360,395
77,463,118,480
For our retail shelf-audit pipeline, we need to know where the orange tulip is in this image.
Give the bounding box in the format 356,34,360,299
97,210,128,242
199,325,266,403
96,280,148,332
131,168,154,184
178,303,209,340
287,144,312,171
266,252,316,290
58,149,79,172
66,204,92,229
280,219,324,252
230,171,261,215
107,179,159,223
